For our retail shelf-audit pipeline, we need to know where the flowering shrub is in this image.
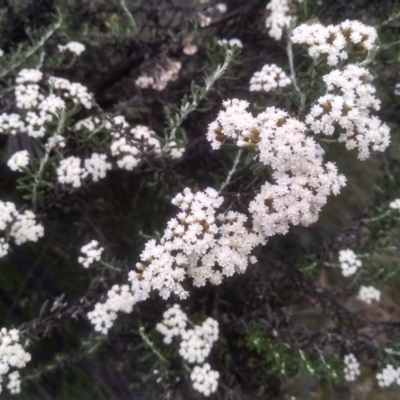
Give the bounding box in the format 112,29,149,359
1,0,400,398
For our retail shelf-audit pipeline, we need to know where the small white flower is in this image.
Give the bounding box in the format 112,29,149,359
217,38,243,48
199,14,212,27
87,303,117,334
156,304,188,344
7,371,21,394
110,125,161,170
0,328,31,394
16,69,43,84
58,41,85,56
343,353,361,382
56,156,87,188
48,76,92,109
291,21,377,66
265,0,292,41
7,151,29,172
46,134,66,150
84,153,112,182
179,318,219,363
25,111,47,138
183,43,198,55
305,65,389,160
39,94,66,117
78,240,104,268
0,113,25,135
15,84,43,109
376,364,400,387
338,249,362,277
190,363,220,396
216,3,227,13
389,198,400,211
9,210,44,245
249,64,291,92
135,59,181,91
74,117,100,132
87,285,136,334
357,285,380,304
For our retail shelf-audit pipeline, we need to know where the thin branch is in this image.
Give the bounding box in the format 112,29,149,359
362,210,392,223
0,12,62,79
32,110,66,210
379,10,400,27
119,0,138,33
164,48,235,147
286,29,306,113
219,149,243,194
138,326,169,364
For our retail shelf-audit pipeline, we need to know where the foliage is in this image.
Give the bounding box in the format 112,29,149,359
1,0,400,399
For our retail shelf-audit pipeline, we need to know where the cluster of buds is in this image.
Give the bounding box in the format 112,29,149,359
136,58,181,91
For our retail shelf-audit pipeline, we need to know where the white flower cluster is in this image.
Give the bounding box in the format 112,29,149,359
0,201,44,257
78,240,104,268
0,328,31,395
56,156,87,187
84,153,112,182
183,43,198,56
0,69,93,139
156,305,219,363
56,153,111,187
13,70,45,124
306,65,390,160
16,69,43,84
217,38,243,48
106,116,184,159
199,14,212,28
88,19,388,344
135,59,181,91
394,83,400,96
15,82,43,109
291,20,377,66
179,317,219,363
216,3,227,13
46,133,66,150
190,363,220,397
389,198,400,210
206,99,254,150
110,124,161,171
156,305,220,396
104,115,129,137
343,353,361,381
48,76,92,109
357,285,380,304
338,249,362,277
249,64,291,92
74,116,101,132
377,364,400,387
156,304,188,344
58,41,85,56
0,114,25,135
207,101,346,238
88,284,135,334
128,187,260,301
7,150,29,172
57,117,182,188
7,371,21,394
265,0,292,41
10,211,44,246
90,187,260,332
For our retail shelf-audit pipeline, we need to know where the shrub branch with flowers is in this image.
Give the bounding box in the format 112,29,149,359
1,0,400,398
